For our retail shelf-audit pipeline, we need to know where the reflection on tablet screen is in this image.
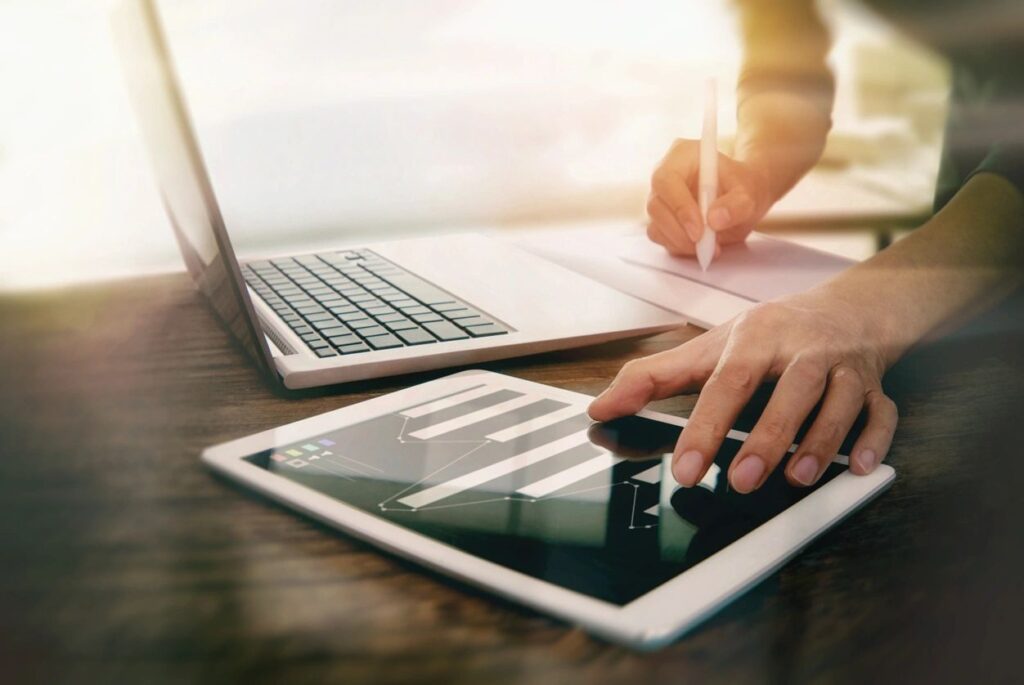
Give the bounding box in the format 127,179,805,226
245,387,844,605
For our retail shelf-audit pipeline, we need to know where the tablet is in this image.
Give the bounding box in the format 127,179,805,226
202,370,894,649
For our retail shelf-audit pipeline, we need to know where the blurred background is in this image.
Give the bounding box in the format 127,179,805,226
0,0,949,291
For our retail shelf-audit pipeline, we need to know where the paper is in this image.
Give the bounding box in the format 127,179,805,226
622,233,852,303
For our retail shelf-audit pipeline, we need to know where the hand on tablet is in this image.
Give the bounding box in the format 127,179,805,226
588,293,898,492
645,138,773,257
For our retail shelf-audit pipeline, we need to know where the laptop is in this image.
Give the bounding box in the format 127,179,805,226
112,0,683,390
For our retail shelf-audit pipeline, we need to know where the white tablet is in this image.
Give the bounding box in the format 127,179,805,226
202,370,894,649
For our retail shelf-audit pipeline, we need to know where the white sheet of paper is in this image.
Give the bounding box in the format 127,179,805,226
622,233,852,303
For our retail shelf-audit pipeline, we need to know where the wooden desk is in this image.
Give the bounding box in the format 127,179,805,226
2,274,1022,683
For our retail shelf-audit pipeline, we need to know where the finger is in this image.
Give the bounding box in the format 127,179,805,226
651,162,703,241
588,337,719,422
672,336,774,487
849,389,898,475
785,365,865,487
715,224,752,246
707,186,757,233
728,354,828,493
646,195,696,255
648,222,696,257
707,158,760,232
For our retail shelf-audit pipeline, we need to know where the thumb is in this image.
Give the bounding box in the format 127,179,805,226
707,187,757,233
588,344,707,421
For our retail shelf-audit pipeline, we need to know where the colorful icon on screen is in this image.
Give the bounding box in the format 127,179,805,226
287,459,307,468
302,443,319,452
286,449,303,457
319,438,336,447
271,453,287,462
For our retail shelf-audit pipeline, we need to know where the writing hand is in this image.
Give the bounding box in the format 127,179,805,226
646,138,773,257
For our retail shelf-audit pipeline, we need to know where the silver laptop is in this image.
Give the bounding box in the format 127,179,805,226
113,0,682,390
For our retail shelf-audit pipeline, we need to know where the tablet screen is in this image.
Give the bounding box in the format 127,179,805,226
245,386,844,605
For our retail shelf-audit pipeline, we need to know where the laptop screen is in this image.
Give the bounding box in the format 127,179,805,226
112,0,277,383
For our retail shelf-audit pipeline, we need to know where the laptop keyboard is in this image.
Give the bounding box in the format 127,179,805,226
240,249,510,358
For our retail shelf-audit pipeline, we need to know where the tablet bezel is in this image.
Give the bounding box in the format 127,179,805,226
201,369,894,649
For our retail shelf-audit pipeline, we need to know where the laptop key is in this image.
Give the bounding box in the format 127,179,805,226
412,313,443,323
451,315,493,328
377,312,407,323
347,318,377,330
423,321,470,341
385,319,422,331
433,302,469,313
444,308,483,320
464,323,508,337
328,334,359,346
358,325,389,338
318,325,352,337
312,321,344,334
314,347,337,358
366,334,404,350
337,342,371,354
395,328,436,345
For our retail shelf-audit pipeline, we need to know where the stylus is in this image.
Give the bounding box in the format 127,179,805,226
696,77,718,272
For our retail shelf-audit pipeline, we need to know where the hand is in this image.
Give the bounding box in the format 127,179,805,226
588,293,898,492
646,138,774,257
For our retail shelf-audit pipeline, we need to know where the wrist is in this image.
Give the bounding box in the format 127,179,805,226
735,92,831,203
812,276,917,371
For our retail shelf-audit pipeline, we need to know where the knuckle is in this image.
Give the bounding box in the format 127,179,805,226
799,442,836,462
787,354,827,386
814,419,846,447
650,168,674,195
711,362,755,393
734,191,755,214
756,415,792,443
645,194,660,215
620,358,644,377
687,414,729,442
830,364,864,391
882,395,899,422
669,137,695,155
867,390,899,426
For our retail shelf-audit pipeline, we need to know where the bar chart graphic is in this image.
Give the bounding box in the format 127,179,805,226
277,381,690,536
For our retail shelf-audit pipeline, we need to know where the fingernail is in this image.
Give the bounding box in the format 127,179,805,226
708,207,730,230
792,455,819,486
731,455,766,493
854,449,878,474
684,222,701,242
673,450,704,486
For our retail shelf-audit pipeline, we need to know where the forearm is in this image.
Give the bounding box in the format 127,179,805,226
819,173,1024,365
733,0,834,204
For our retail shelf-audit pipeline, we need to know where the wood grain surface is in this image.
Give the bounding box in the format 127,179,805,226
1,273,1022,684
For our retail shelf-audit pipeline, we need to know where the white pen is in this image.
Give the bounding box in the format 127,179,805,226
696,77,718,271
